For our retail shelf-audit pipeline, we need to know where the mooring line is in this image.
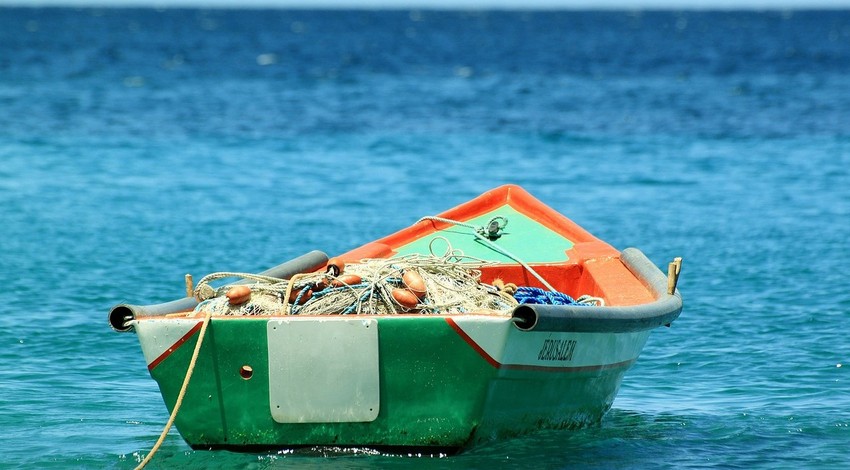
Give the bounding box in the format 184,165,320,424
135,310,212,470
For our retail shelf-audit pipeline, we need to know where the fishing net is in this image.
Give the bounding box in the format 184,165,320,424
191,252,518,317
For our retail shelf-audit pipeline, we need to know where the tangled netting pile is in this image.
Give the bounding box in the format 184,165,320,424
192,253,520,317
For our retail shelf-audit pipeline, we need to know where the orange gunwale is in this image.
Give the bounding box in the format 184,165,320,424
339,184,651,306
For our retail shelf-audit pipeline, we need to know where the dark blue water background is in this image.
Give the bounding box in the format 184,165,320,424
1,7,849,468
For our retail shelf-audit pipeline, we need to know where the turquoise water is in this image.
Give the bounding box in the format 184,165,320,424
1,8,849,469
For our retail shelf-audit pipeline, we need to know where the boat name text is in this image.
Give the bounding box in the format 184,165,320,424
538,339,577,362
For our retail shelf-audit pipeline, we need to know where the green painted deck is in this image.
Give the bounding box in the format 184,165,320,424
393,206,575,263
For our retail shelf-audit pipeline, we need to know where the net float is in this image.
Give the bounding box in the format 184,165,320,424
226,285,252,305
326,257,345,277
288,287,313,304
330,274,362,288
402,269,427,299
391,287,419,311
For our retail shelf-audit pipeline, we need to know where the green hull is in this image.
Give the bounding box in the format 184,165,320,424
138,314,647,450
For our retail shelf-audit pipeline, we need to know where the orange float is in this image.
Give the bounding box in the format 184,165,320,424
391,287,419,311
316,257,348,291
402,269,427,299
288,287,313,304
226,285,252,305
330,274,362,288
326,257,345,277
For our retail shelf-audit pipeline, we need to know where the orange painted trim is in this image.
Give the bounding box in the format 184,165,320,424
500,185,605,245
343,185,620,263
147,321,203,371
338,242,394,263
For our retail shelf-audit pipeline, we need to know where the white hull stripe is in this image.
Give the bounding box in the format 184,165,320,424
445,317,640,372
146,321,203,371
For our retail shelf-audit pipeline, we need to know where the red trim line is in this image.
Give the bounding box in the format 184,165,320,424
445,317,501,368
445,317,635,373
147,321,204,371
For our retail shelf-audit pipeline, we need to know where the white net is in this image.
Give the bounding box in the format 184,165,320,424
191,253,517,317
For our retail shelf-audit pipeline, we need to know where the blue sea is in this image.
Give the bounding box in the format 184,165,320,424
2,6,849,469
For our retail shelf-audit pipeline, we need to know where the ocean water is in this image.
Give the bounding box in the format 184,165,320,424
1,7,849,469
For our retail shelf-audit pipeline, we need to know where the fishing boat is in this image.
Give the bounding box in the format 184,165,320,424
110,184,682,453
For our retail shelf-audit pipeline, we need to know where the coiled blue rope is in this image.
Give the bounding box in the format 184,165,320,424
514,286,581,306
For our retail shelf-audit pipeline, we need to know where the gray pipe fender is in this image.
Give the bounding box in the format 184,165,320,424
511,247,683,333
108,250,329,332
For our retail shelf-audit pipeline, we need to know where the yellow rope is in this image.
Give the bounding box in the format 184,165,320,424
135,310,212,470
